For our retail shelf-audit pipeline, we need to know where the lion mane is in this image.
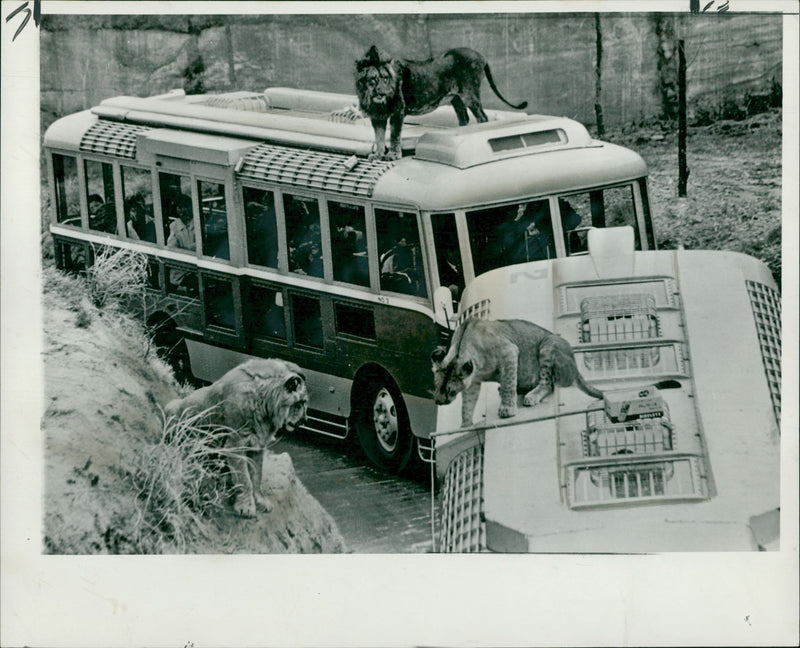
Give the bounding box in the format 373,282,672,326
164,358,308,518
355,45,528,161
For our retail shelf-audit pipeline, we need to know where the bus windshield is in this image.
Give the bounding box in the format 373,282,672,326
465,183,640,275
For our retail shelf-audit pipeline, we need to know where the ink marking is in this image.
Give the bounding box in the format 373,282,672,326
5,0,41,41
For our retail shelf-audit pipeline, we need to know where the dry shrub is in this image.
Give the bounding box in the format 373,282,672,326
129,405,250,553
86,245,148,308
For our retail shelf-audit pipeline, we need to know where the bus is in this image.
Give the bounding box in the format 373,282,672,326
44,89,781,548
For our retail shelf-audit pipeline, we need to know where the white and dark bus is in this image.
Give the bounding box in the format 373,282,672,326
45,87,780,549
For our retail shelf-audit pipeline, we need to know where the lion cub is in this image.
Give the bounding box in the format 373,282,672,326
431,318,602,427
164,359,308,518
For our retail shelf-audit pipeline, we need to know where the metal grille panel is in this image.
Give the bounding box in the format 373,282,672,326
440,444,485,552
746,280,781,424
238,143,395,198
459,299,491,325
583,411,673,457
568,457,706,507
80,121,151,159
579,294,660,342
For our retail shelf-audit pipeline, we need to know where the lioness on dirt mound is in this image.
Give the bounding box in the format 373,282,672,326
164,359,308,518
354,45,528,161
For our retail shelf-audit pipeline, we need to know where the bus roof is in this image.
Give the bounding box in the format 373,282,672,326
44,88,648,209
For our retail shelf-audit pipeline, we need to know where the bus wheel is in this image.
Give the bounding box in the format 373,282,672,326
354,375,413,473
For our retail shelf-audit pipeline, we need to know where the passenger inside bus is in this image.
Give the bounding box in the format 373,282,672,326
377,210,426,297
437,245,465,302
244,198,279,268
88,194,117,234
558,198,585,255
330,204,368,286
380,236,423,296
166,194,196,251
286,196,323,278
125,196,157,243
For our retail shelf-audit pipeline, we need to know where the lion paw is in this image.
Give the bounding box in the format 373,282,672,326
254,491,274,514
498,405,518,419
523,390,550,407
233,494,257,519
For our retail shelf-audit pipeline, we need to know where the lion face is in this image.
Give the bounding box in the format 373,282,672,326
271,370,308,434
431,347,475,405
355,46,398,113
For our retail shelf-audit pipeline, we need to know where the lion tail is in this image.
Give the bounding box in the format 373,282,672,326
483,63,528,111
575,372,604,400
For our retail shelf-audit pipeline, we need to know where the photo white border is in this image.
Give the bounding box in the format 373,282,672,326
2,2,797,646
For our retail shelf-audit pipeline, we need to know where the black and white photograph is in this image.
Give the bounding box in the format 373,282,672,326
2,0,798,645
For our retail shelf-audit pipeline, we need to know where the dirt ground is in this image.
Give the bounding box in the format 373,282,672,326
609,108,782,285
42,267,346,554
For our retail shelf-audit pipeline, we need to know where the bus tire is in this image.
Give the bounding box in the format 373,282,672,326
353,371,414,473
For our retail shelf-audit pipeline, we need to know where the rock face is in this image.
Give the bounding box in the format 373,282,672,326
40,14,782,131
42,267,346,554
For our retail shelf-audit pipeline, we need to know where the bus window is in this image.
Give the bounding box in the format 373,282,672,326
160,172,195,252
165,264,199,298
560,186,638,256
291,293,324,349
121,166,156,243
85,160,117,234
467,199,554,275
243,187,278,269
376,208,427,298
204,276,236,331
52,154,81,226
431,213,464,302
329,201,368,287
247,283,286,341
285,194,323,278
335,302,376,340
198,180,229,261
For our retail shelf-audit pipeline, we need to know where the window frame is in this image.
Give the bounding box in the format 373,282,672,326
244,278,289,352
333,300,378,343
241,184,282,271
82,155,123,236
374,204,429,300
120,162,159,245
199,270,243,347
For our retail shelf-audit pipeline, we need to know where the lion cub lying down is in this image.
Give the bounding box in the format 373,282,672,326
164,359,308,518
431,318,602,428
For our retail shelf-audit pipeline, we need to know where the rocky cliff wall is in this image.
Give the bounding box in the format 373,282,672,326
40,13,782,130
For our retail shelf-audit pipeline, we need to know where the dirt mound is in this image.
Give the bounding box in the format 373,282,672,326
42,266,346,553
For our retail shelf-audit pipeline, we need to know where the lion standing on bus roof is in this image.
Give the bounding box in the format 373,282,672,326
354,45,528,161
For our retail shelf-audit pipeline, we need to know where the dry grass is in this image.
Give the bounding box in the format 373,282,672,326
86,244,149,308
129,405,250,553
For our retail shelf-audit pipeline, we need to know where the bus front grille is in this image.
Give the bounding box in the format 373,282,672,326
440,444,485,552
746,280,781,425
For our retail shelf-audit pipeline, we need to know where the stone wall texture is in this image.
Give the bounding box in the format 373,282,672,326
40,13,782,130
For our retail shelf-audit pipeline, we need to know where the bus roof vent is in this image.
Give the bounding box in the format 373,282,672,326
237,142,395,198
79,120,152,159
202,92,271,113
414,116,594,169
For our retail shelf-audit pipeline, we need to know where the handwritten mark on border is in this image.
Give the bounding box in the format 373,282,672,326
5,0,41,42
691,0,731,11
